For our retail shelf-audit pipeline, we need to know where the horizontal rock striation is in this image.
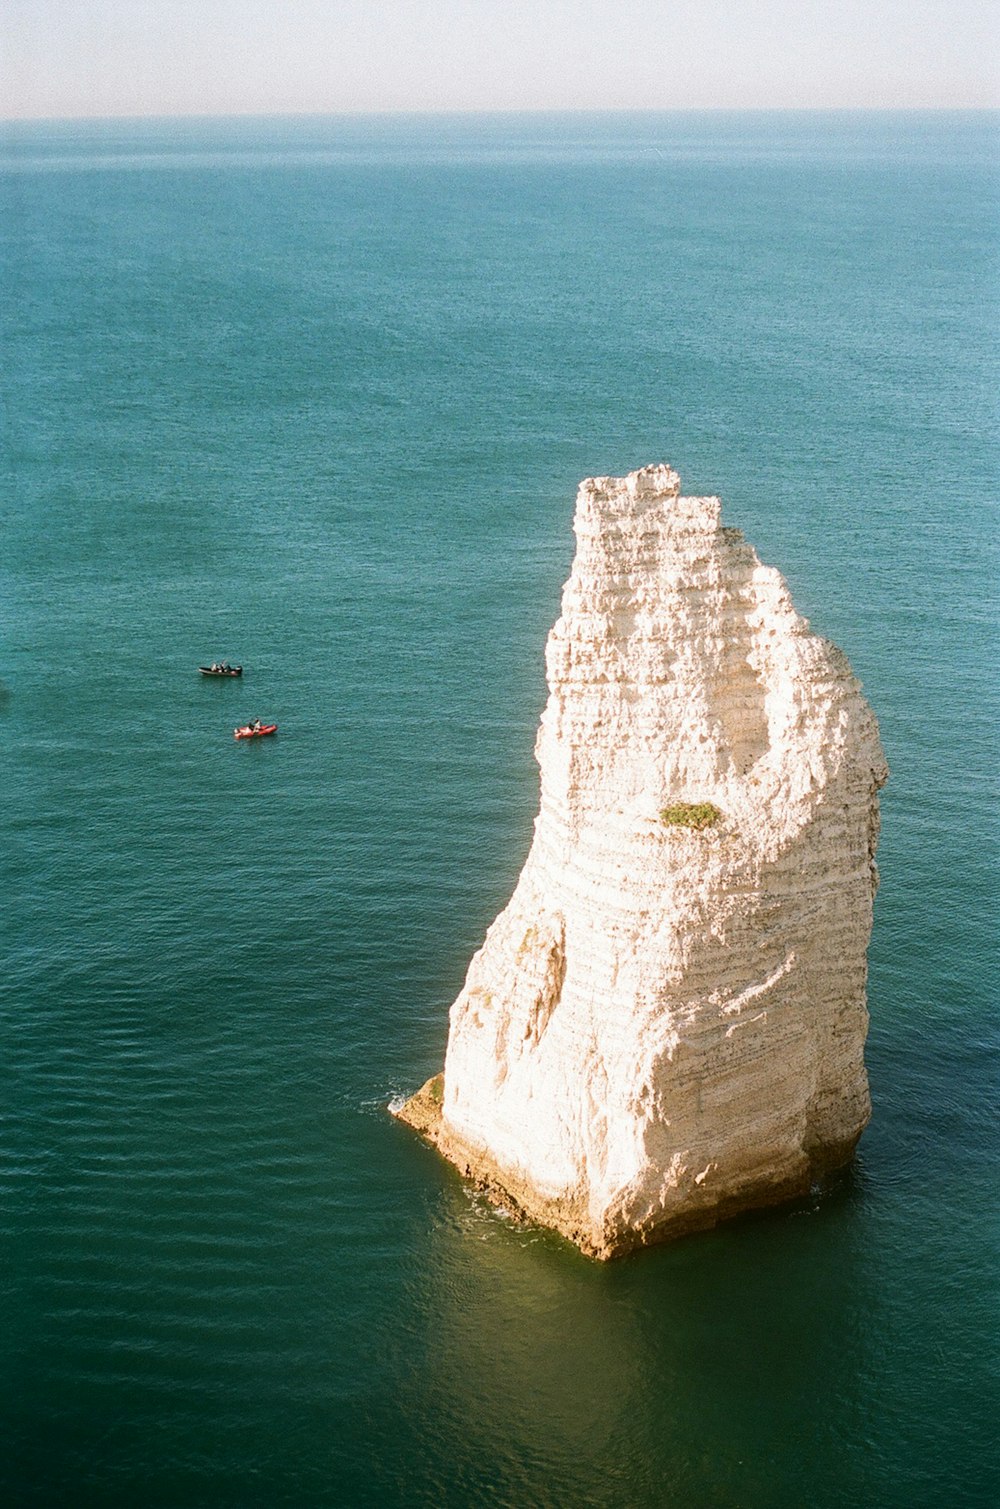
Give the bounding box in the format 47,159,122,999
396,464,887,1259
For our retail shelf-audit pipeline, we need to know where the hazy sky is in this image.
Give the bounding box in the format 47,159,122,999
1,0,997,120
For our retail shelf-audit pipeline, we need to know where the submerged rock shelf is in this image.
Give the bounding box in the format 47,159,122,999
396,465,887,1259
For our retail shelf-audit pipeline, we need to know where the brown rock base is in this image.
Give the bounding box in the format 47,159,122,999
392,1075,862,1262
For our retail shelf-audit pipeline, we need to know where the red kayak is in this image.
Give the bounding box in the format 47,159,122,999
234,723,277,740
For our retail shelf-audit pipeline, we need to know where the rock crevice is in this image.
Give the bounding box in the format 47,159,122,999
395,465,887,1259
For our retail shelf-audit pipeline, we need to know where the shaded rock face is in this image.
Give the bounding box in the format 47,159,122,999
396,465,887,1259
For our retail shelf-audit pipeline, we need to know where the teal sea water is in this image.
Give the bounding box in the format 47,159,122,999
1,112,998,1507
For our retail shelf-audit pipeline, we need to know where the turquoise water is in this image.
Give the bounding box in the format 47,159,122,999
1,112,997,1507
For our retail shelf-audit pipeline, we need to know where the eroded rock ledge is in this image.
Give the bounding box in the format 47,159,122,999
395,465,887,1260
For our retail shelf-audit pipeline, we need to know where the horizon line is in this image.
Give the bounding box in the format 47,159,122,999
3,104,998,129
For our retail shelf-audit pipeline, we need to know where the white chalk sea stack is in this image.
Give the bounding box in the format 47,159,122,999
396,465,887,1259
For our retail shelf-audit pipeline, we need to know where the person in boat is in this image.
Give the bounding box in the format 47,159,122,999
251,718,262,732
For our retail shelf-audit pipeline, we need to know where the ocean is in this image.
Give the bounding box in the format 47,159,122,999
1,111,997,1507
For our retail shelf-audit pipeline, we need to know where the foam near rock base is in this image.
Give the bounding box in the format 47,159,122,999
395,465,887,1259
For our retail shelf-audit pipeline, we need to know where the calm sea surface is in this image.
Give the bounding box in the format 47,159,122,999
1,112,998,1508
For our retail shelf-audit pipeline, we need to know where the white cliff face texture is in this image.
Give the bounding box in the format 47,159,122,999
397,465,888,1259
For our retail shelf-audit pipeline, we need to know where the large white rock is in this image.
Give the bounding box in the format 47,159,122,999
396,465,887,1258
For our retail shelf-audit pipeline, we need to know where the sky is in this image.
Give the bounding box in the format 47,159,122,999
0,0,997,120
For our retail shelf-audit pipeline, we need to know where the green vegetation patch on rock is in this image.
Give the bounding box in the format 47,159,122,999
659,801,723,831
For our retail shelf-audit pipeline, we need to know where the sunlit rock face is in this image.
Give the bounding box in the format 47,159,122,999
396,465,887,1259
